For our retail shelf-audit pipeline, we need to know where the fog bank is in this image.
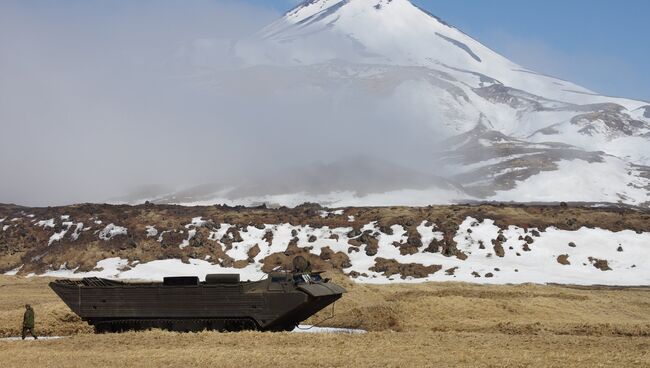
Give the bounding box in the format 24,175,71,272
0,1,449,206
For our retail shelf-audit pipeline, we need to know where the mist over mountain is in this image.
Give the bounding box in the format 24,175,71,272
1,0,648,207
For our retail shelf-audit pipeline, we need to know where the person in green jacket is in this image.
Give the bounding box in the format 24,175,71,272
22,304,37,340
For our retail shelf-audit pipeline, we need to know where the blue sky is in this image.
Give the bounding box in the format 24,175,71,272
248,0,650,101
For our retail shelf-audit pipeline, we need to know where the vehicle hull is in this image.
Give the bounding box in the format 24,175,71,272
49,275,345,333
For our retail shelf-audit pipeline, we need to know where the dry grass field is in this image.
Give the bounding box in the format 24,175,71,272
1,274,649,367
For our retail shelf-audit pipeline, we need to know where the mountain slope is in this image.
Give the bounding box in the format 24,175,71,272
173,0,650,207
253,0,645,107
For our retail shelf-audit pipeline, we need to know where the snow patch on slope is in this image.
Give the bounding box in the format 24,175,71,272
36,219,55,228
98,224,128,241
146,226,158,238
176,187,469,208
48,222,73,246
38,218,650,286
4,265,23,276
42,257,265,282
490,157,650,205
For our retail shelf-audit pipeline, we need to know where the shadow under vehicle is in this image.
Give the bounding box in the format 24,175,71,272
49,271,346,333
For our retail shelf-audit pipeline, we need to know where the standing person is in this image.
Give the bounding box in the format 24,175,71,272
22,304,37,340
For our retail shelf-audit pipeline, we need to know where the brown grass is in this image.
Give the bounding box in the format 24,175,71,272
2,330,650,368
1,275,649,367
0,276,93,337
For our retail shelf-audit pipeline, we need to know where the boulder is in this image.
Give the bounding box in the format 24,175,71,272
379,225,394,235
369,258,442,279
445,267,458,276
262,230,274,245
588,257,612,271
247,244,260,260
348,247,360,254
319,246,334,261
424,239,442,253
347,229,362,238
557,254,570,265
493,241,505,258
365,242,378,256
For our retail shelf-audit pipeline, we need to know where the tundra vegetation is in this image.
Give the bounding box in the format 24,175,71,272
0,275,649,367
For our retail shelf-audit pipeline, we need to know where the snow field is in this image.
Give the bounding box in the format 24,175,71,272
491,158,650,206
18,216,648,286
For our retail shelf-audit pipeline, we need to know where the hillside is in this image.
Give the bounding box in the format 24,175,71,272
141,0,650,208
2,202,649,285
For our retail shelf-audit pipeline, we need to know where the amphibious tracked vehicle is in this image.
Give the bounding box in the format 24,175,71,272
50,270,346,333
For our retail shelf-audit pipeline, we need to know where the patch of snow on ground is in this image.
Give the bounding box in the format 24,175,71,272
33,218,650,286
179,229,197,249
319,210,344,218
36,219,55,228
2,225,9,231
293,325,366,334
355,217,650,285
41,262,78,276
4,265,23,276
186,217,208,228
70,223,84,241
98,224,128,241
146,226,158,238
417,221,444,252
42,257,265,282
157,230,170,243
490,158,650,205
224,225,271,262
48,222,73,246
209,224,233,242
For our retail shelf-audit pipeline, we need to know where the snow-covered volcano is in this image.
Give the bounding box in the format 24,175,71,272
257,0,597,100
256,0,644,106
166,0,650,207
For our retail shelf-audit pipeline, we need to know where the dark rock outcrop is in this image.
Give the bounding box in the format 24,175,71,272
370,258,441,279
